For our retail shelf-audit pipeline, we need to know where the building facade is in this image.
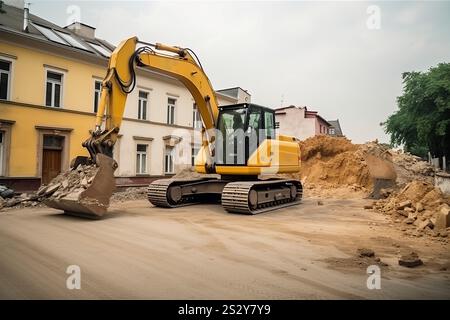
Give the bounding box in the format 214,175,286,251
327,119,344,137
275,105,331,141
0,2,243,191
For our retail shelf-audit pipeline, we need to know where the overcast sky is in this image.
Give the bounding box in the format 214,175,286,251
28,0,450,144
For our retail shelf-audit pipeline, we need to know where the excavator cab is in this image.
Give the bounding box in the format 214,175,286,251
216,103,276,166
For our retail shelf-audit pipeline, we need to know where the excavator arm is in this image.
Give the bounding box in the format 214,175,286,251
84,36,219,172
45,36,222,218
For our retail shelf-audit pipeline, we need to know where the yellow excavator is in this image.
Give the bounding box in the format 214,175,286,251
45,37,303,218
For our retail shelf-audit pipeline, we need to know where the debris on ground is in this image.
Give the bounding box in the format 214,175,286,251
0,185,14,199
0,164,99,211
173,166,220,179
374,180,450,241
111,187,148,202
324,248,388,272
398,252,423,268
357,248,375,258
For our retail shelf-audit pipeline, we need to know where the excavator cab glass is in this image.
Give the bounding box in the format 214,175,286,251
216,103,275,166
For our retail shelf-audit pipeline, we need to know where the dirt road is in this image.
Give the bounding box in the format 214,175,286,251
0,198,449,299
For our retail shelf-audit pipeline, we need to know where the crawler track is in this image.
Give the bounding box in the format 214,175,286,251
148,178,302,214
221,180,302,214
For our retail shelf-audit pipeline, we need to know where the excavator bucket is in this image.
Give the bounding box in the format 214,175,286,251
364,152,397,199
43,154,117,218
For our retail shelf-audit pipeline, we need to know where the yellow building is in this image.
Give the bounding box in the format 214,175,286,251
0,2,244,191
0,3,117,191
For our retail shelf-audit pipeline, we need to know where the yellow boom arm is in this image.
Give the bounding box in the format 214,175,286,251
83,37,219,171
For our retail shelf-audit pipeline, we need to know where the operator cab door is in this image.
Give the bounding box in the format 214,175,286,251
245,106,262,161
246,107,276,161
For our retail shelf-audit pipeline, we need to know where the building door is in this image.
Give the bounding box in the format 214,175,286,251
42,135,64,185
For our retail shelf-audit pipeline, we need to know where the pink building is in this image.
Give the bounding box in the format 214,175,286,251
275,105,332,141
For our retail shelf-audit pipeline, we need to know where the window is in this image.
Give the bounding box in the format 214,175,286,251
32,23,68,45
192,103,202,129
138,91,148,120
330,128,335,135
136,144,148,174
167,98,176,125
0,131,4,175
87,42,112,57
264,111,275,139
43,135,64,149
45,71,63,107
191,147,200,166
164,147,175,174
0,60,11,100
93,80,101,113
53,30,90,51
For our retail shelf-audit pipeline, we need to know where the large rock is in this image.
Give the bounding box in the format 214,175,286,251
417,219,433,230
434,205,450,230
357,248,375,258
396,200,412,210
399,252,423,268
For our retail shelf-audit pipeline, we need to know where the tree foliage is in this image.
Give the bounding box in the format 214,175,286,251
384,63,450,159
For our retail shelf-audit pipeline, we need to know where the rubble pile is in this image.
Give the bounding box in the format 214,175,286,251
111,187,148,202
374,180,450,239
0,192,43,210
0,164,99,211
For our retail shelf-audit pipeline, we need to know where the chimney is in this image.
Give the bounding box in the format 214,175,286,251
23,3,29,33
64,22,96,40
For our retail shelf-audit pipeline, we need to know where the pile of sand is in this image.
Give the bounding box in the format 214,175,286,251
296,136,372,191
287,135,436,198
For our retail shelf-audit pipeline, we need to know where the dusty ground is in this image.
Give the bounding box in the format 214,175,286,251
0,198,449,299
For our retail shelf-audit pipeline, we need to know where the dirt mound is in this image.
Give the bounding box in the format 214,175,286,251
289,136,436,199
294,136,373,193
300,135,358,161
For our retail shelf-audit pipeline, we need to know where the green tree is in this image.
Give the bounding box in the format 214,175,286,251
384,63,450,161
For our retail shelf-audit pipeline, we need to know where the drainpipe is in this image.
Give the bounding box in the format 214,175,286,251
23,3,30,33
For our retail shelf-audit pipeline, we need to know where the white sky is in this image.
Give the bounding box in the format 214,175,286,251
28,0,450,143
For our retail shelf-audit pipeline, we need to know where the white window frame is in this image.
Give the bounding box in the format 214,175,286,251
192,103,202,129
164,147,175,174
136,143,148,174
0,56,14,101
138,90,149,120
191,146,200,167
167,97,176,125
93,79,102,113
44,68,65,108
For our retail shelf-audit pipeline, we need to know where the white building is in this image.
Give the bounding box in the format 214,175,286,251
114,71,239,186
